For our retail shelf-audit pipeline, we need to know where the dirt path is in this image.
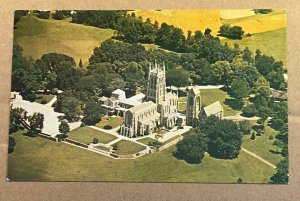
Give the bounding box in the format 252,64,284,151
241,147,276,169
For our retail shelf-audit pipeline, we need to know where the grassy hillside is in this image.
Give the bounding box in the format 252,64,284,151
222,10,286,34
14,16,114,66
222,28,286,67
8,130,275,182
132,9,286,36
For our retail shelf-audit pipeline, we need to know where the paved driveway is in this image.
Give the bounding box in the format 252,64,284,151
11,93,81,137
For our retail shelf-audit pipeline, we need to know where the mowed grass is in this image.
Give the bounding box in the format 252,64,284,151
113,140,145,155
8,130,275,182
34,94,55,104
178,96,187,112
222,28,287,67
14,16,114,66
242,123,283,165
178,89,240,116
67,127,117,144
137,137,158,145
201,89,240,116
222,10,286,35
95,116,123,129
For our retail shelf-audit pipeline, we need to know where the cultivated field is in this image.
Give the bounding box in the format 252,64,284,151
14,16,114,66
8,130,276,182
131,10,222,36
222,10,286,35
132,9,286,35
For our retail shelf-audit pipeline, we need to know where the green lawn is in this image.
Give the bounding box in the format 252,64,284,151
95,146,111,152
242,123,283,165
113,140,146,155
161,135,182,145
178,89,240,116
67,127,117,144
95,116,123,129
222,28,286,67
137,137,159,145
8,130,276,182
201,89,240,116
34,94,55,104
178,97,187,112
137,135,182,146
14,16,114,66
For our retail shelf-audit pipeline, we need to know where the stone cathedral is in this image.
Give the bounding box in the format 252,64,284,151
120,62,178,137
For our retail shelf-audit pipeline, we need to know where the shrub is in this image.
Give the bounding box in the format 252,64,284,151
237,178,243,184
37,11,51,19
53,11,65,20
112,144,118,151
239,120,252,135
242,104,257,117
269,135,274,140
103,125,112,130
41,99,47,104
93,138,99,144
80,122,85,127
250,132,256,140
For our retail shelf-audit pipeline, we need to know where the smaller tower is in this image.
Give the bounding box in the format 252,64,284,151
186,87,201,126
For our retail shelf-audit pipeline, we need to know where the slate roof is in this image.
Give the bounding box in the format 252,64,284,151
129,101,156,113
203,101,223,116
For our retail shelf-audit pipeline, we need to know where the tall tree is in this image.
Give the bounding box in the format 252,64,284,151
199,116,243,159
59,121,70,135
28,112,44,134
270,158,288,184
230,78,250,99
173,131,208,164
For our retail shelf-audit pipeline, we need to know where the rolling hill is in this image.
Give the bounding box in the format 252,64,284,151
14,16,115,66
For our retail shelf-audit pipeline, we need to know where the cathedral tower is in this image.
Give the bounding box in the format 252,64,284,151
186,87,201,126
147,62,166,104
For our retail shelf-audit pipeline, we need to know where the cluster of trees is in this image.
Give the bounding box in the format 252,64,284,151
174,116,243,163
218,24,245,39
12,45,81,100
9,106,45,153
254,9,272,14
116,13,158,44
71,11,126,29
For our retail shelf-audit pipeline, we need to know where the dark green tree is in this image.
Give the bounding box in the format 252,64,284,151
173,131,208,164
199,116,243,159
59,121,70,136
28,112,44,135
270,158,288,184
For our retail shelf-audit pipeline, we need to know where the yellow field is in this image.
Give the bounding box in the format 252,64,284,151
132,9,286,35
223,10,286,34
131,10,222,35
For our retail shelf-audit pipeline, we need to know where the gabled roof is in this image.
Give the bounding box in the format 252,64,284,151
203,101,223,116
119,93,145,107
129,101,156,113
190,86,200,95
99,96,108,102
112,89,126,95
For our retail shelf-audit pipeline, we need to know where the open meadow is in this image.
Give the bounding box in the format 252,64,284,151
14,16,114,66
